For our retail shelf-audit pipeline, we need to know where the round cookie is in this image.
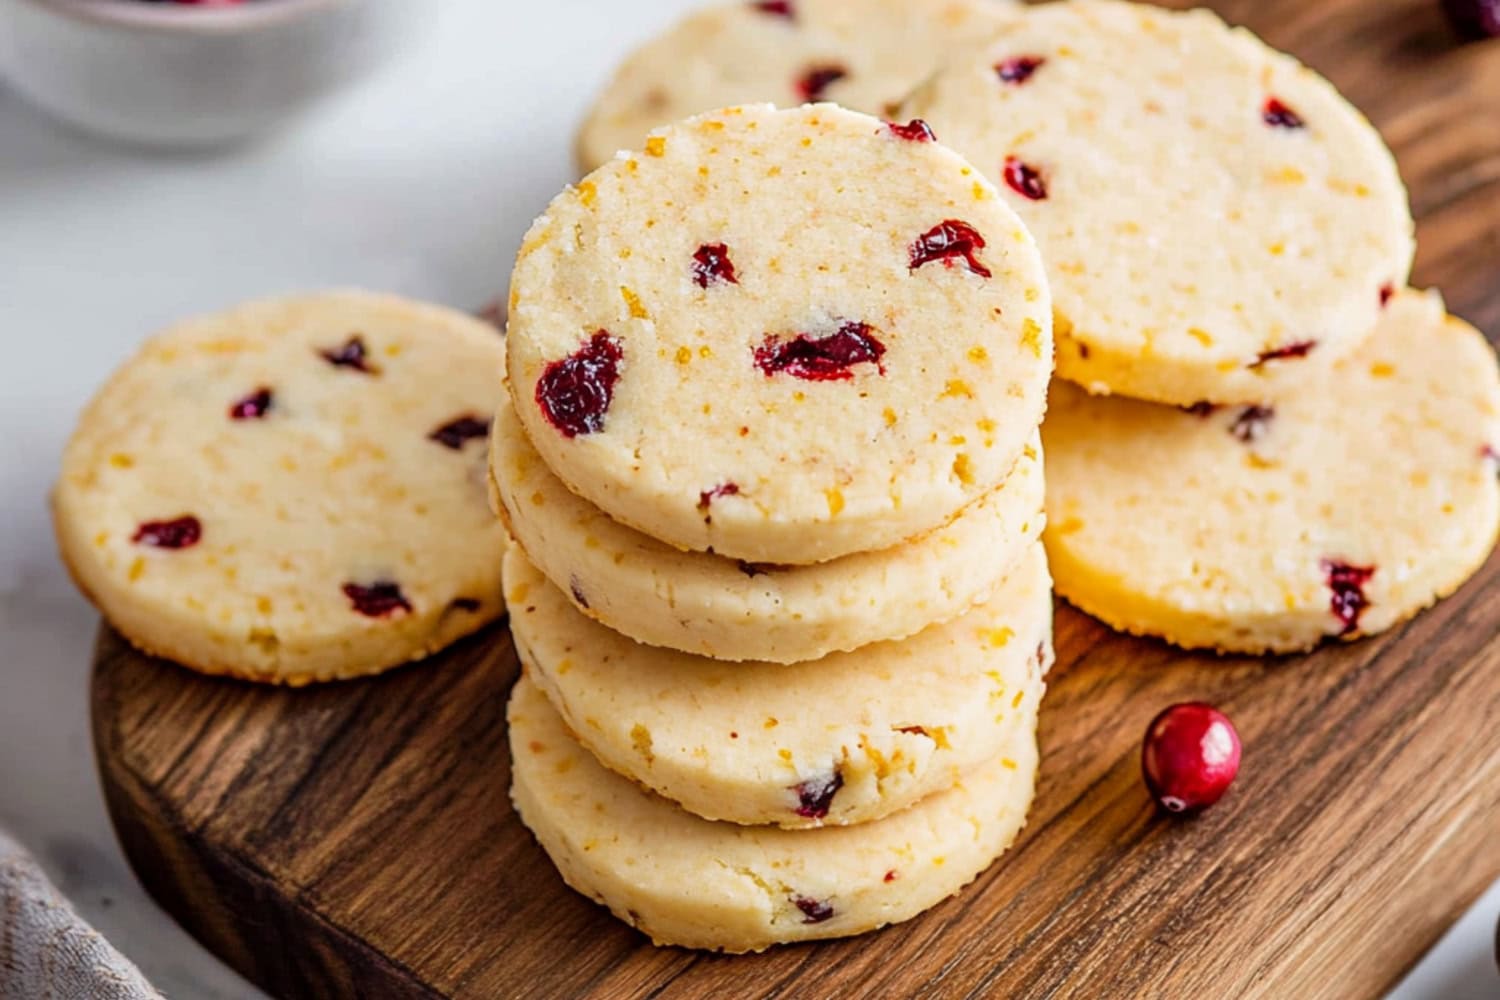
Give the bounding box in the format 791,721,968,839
1042,289,1500,654
53,291,508,685
509,103,1053,565
507,543,1051,827
900,0,1414,406
508,674,1037,953
575,0,1018,173
490,393,1044,662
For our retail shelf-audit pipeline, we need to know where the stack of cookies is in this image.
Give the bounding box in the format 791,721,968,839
492,103,1055,952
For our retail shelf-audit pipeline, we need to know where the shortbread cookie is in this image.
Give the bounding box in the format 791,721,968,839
576,0,1017,173
901,0,1414,405
508,674,1036,952
509,103,1052,564
1043,290,1500,654
508,542,1050,826
490,393,1044,662
53,292,508,684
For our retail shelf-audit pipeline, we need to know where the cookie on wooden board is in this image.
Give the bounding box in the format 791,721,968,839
1042,290,1500,653
509,103,1053,565
53,291,508,684
490,392,1044,663
901,0,1414,405
575,0,1018,173
507,542,1050,827
508,673,1037,952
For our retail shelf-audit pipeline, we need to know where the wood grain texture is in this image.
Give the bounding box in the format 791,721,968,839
91,2,1500,998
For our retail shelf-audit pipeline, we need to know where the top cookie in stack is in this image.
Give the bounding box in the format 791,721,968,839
495,102,1054,952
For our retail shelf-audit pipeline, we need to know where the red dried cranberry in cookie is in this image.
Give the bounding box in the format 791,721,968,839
754,322,886,381
320,335,377,373
996,56,1046,85
908,220,992,278
1181,401,1220,418
343,581,412,618
791,769,843,819
796,65,847,102
1251,340,1317,368
885,119,937,142
1229,405,1274,443
697,482,741,510
536,331,624,438
692,243,739,288
1003,156,1048,201
132,516,202,550
1262,98,1305,129
794,897,835,923
1380,283,1395,307
1322,560,1375,635
228,387,273,420
752,0,794,17
429,415,491,450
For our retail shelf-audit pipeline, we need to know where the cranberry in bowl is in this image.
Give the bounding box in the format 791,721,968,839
0,0,426,147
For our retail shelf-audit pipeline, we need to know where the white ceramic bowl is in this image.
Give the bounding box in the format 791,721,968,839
0,0,427,147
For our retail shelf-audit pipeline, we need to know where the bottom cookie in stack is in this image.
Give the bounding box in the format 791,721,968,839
508,674,1038,953
1043,289,1500,654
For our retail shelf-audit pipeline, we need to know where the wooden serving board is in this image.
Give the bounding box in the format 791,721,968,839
92,1,1500,997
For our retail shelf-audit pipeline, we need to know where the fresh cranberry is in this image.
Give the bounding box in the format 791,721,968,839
692,243,739,288
228,387,273,420
1142,703,1241,814
754,322,886,381
1229,405,1274,443
1322,560,1376,635
796,65,847,102
908,220,992,278
132,516,202,550
1442,0,1500,39
535,331,623,438
996,56,1046,84
752,0,793,17
1003,156,1048,200
1262,98,1306,129
320,335,376,373
1251,340,1317,368
794,897,835,924
791,769,843,819
885,119,936,142
1181,401,1220,418
343,581,411,618
698,482,741,510
428,415,491,450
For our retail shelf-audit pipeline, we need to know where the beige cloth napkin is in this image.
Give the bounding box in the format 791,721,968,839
0,828,161,999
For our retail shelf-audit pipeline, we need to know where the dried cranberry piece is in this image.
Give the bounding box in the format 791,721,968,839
343,581,412,618
885,119,936,142
794,897,835,924
449,597,482,613
1262,98,1305,129
320,335,377,373
752,0,794,17
692,243,739,288
908,220,992,278
791,769,843,819
132,516,202,550
228,387,273,420
796,65,847,102
1229,405,1274,443
996,55,1046,85
1322,560,1375,636
737,560,771,578
698,482,741,510
754,322,886,381
1441,0,1500,40
569,577,590,609
535,331,624,438
1181,401,1220,418
1380,283,1395,307
1250,340,1317,368
1003,156,1048,200
429,415,491,450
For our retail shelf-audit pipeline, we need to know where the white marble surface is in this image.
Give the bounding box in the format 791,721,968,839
0,1,1493,997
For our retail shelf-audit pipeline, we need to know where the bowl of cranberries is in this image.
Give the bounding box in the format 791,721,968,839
0,0,425,147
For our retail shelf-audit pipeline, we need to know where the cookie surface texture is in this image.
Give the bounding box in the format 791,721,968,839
53,291,508,684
